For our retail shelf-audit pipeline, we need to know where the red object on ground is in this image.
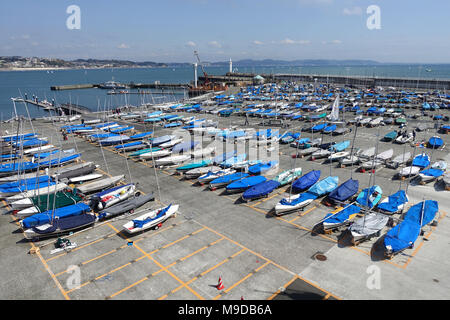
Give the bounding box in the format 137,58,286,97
217,276,224,290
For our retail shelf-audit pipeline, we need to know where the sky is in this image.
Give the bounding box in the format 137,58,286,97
1,0,449,63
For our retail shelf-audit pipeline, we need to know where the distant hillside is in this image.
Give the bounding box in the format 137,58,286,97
211,59,382,67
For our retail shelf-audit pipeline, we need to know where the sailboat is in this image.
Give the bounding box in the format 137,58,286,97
383,200,438,258
122,204,179,234
275,176,338,215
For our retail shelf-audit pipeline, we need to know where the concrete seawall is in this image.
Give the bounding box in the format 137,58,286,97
200,72,450,90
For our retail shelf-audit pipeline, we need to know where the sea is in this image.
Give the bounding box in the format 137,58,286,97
1,64,449,119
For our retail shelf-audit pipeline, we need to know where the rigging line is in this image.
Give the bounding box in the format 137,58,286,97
18,88,36,137
404,143,418,197
118,131,133,186
150,121,163,204
349,121,358,179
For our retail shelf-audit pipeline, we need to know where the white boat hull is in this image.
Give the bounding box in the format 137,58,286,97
122,205,179,234
5,183,68,201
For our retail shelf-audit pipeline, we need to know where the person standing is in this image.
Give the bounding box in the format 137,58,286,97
244,112,249,126
412,130,416,141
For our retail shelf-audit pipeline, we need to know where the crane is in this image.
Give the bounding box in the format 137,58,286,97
194,51,210,85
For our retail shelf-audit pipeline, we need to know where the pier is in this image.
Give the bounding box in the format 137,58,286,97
21,99,91,115
50,83,189,91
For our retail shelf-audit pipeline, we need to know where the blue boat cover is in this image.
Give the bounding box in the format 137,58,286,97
292,170,321,192
356,185,382,208
404,200,438,226
377,190,408,213
0,180,55,193
248,161,278,175
428,137,443,148
2,133,35,142
133,204,171,229
242,180,280,200
308,176,339,197
323,124,337,132
210,172,249,185
0,162,38,173
384,220,421,253
227,175,267,191
130,132,153,140
213,151,236,164
93,184,133,198
412,154,430,168
0,175,52,189
328,179,359,202
323,204,361,224
221,154,247,167
420,168,444,177
172,141,199,153
330,140,350,152
280,192,317,206
32,213,96,234
90,133,118,139
152,135,174,145
39,154,81,167
22,203,91,228
311,123,326,132
114,141,143,149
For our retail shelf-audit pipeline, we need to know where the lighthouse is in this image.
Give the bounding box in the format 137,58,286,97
229,58,232,73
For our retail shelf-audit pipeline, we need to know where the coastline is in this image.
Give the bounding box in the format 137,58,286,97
0,66,168,72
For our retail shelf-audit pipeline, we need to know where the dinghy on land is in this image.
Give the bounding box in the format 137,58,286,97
386,152,411,169
291,170,321,192
20,203,92,229
77,175,124,194
326,179,359,205
15,190,82,218
356,185,382,209
384,200,438,257
412,153,430,168
209,172,249,189
89,184,136,211
23,212,97,240
349,212,389,243
273,168,302,186
275,176,338,215
226,175,267,193
123,204,179,234
97,193,155,220
377,190,409,214
321,204,361,231
418,168,445,183
198,168,236,184
242,180,280,201
154,154,190,166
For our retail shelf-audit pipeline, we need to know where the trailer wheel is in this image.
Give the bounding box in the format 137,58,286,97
154,225,159,230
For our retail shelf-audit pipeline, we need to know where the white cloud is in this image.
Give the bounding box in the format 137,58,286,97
185,41,196,47
117,43,130,49
343,7,363,15
252,40,264,45
208,41,222,48
322,40,342,45
281,38,310,45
